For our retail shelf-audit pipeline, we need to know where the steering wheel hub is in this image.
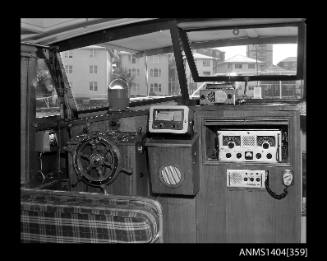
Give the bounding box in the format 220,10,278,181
90,153,104,167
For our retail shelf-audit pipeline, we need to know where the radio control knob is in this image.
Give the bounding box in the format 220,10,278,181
228,142,235,149
236,153,242,158
266,153,272,159
226,153,232,158
263,142,269,149
244,177,248,181
256,153,261,159
250,178,254,182
256,178,260,182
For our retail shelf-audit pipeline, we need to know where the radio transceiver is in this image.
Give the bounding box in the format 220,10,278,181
217,129,282,162
148,105,193,135
200,83,236,105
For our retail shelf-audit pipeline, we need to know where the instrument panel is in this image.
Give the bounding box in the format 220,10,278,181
148,105,193,134
218,129,282,162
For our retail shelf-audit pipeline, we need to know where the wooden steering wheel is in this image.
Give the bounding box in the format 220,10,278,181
72,135,121,187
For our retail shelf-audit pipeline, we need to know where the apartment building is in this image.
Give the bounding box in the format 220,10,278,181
118,52,169,97
60,45,111,100
216,54,263,74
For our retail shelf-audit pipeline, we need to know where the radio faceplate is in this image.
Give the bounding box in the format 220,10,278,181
200,85,235,105
149,105,193,134
227,169,266,189
218,129,282,162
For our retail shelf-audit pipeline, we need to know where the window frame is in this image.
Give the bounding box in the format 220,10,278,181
178,22,305,83
54,19,191,113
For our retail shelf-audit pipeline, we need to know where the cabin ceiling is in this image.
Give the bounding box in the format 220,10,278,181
21,18,305,54
21,18,157,45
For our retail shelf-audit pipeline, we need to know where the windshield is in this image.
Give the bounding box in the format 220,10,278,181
60,29,181,112
185,25,304,100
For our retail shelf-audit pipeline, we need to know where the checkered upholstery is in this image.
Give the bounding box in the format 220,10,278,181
21,188,163,243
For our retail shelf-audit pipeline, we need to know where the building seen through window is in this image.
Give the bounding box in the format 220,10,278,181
59,31,181,111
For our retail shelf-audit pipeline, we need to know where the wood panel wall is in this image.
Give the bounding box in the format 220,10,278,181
21,45,38,185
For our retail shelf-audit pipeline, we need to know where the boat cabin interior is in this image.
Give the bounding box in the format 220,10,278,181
20,18,306,244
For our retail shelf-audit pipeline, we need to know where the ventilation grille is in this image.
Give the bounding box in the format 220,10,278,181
242,136,256,146
229,172,243,185
159,165,183,187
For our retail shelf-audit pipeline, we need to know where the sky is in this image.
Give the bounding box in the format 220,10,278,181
217,44,297,65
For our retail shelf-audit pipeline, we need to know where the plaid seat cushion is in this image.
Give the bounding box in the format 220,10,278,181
21,188,163,243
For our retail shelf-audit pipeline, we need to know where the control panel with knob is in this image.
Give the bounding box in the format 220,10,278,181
227,169,266,188
217,129,282,163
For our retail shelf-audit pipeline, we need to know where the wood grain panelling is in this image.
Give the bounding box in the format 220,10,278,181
21,45,38,185
21,57,28,185
196,165,226,242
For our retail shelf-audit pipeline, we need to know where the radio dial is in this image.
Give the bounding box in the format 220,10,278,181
256,153,261,159
226,153,232,158
266,153,272,159
236,153,242,159
228,142,235,149
263,142,269,149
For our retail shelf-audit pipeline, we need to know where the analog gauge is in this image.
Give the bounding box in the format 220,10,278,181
257,136,276,147
223,136,241,146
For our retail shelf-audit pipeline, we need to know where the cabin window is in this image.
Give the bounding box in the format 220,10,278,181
186,25,304,101
35,59,60,118
59,29,181,111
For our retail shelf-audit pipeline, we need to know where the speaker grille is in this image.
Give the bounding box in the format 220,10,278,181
159,165,183,187
242,136,255,146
